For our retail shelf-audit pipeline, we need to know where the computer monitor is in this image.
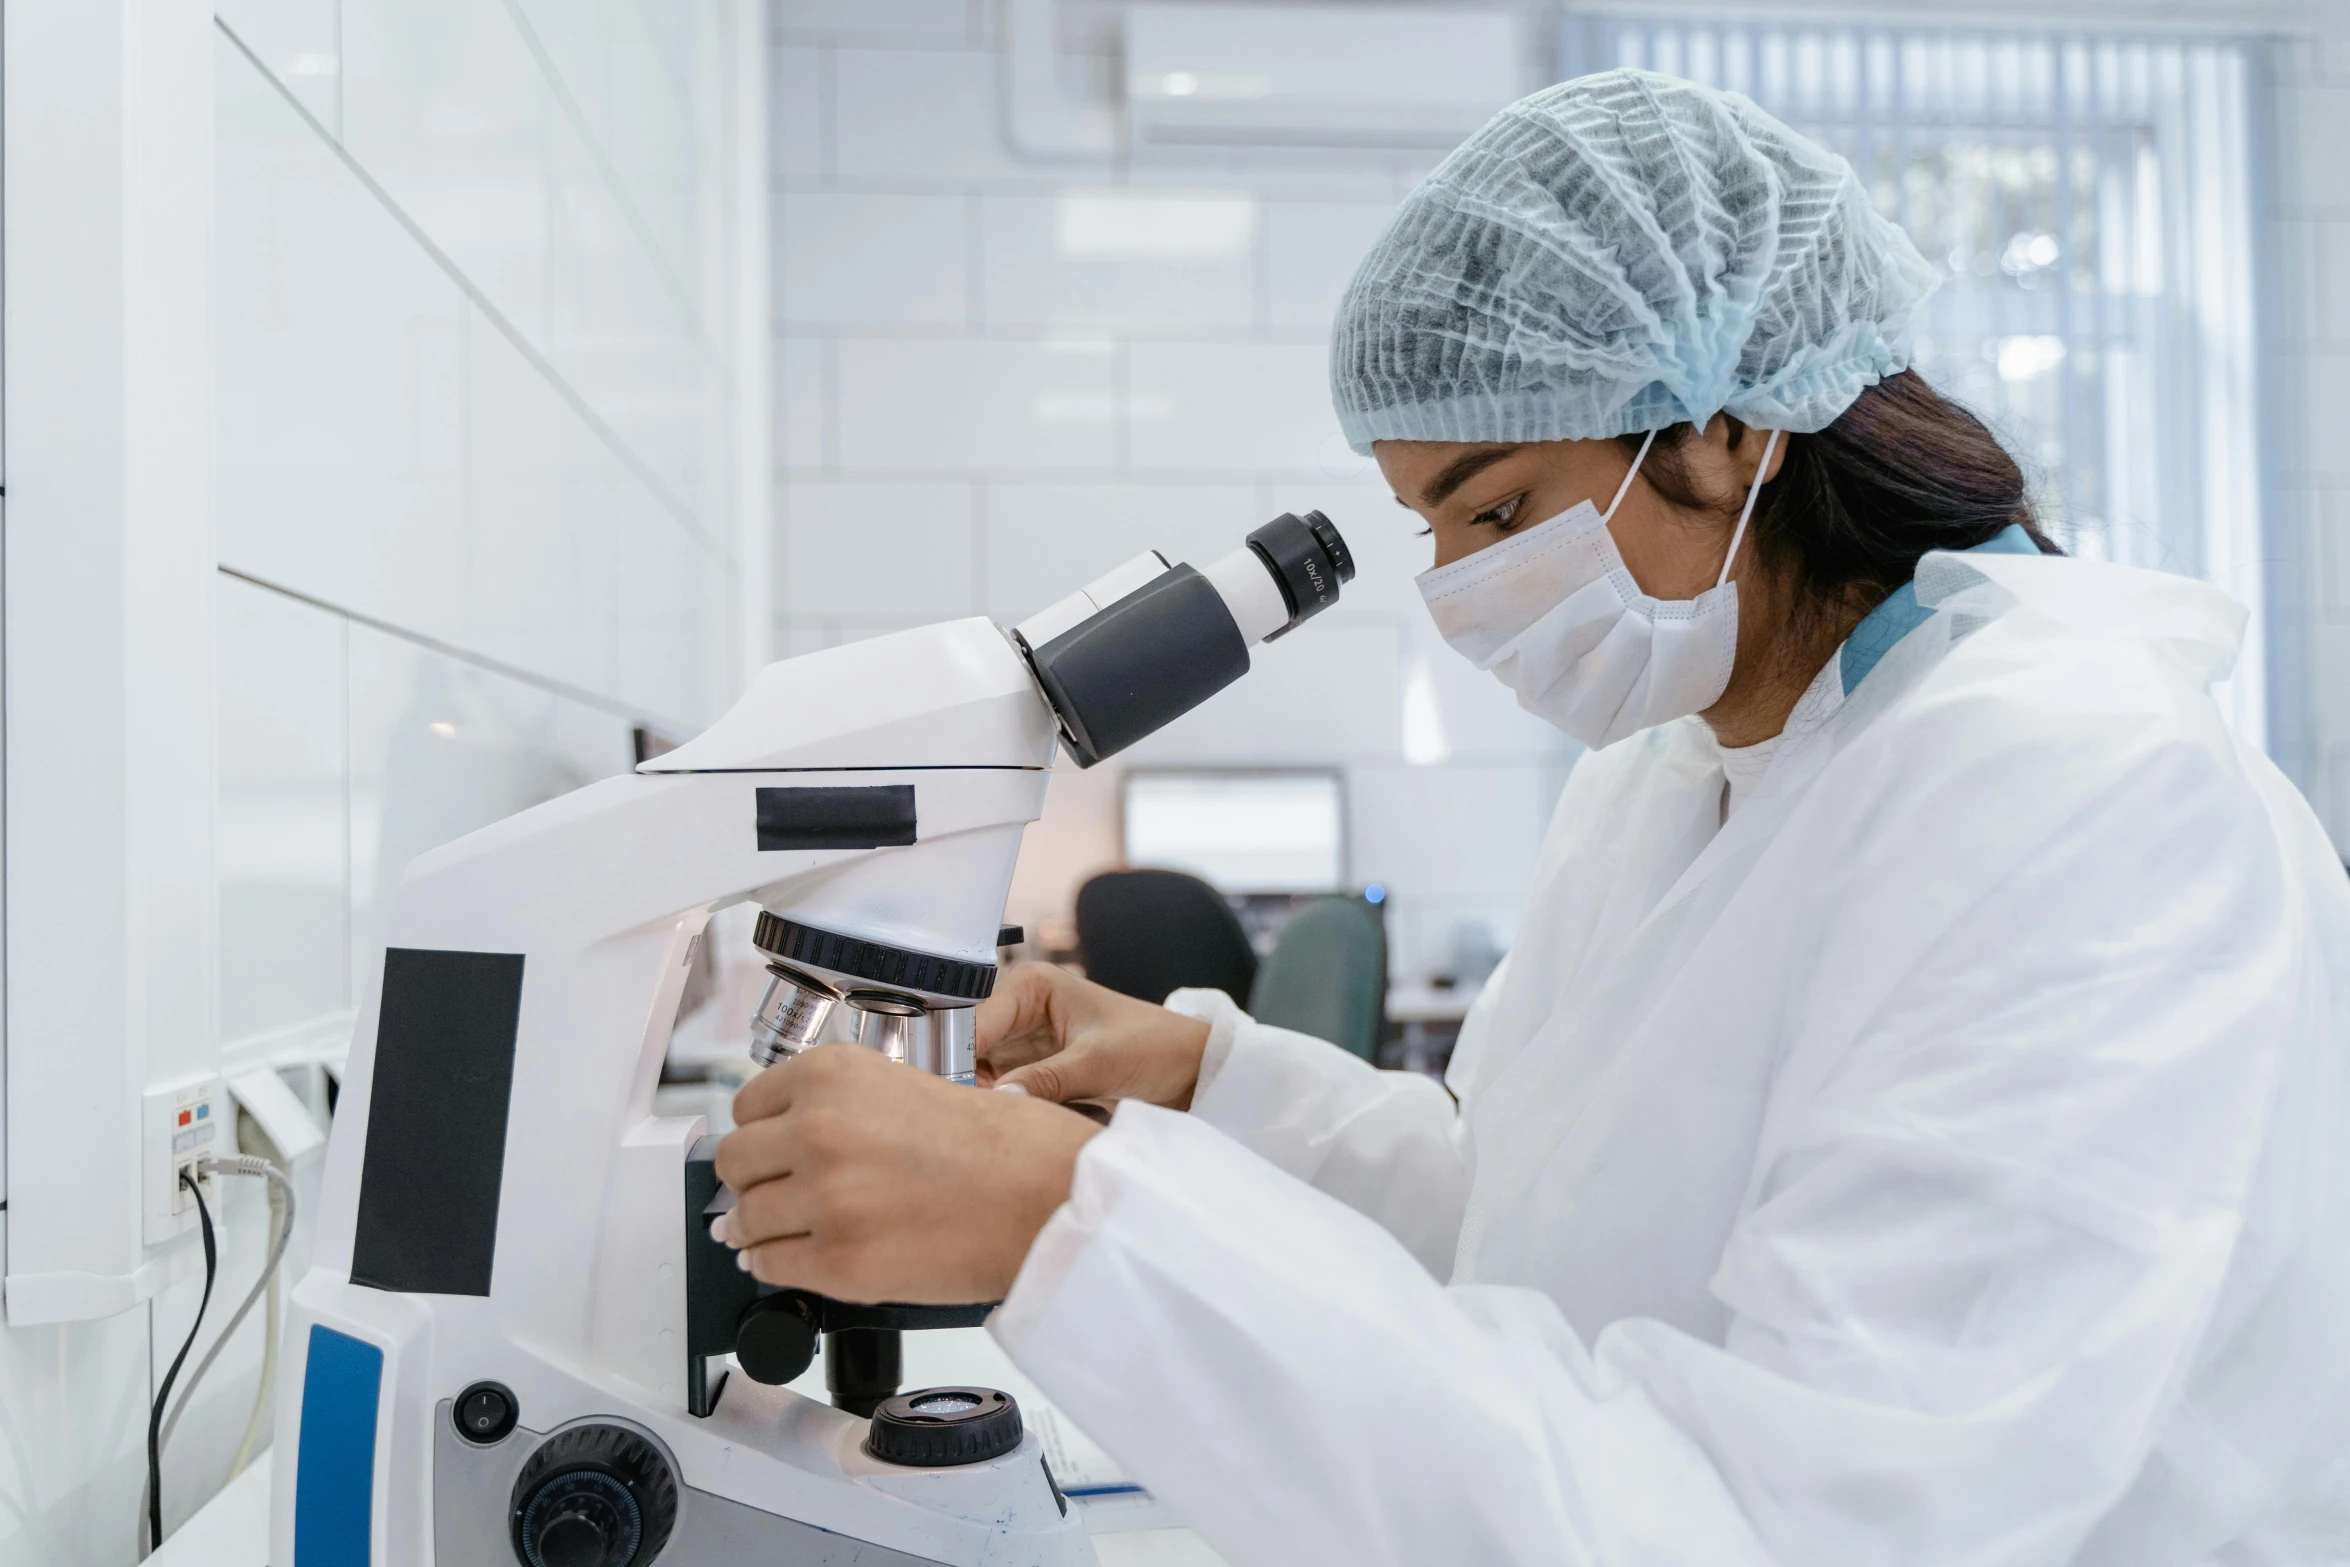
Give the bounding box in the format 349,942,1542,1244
1120,770,1346,894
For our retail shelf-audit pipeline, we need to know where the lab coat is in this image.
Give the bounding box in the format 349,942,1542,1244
990,549,2350,1565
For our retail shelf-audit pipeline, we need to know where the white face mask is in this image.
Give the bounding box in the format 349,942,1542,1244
1414,427,1781,749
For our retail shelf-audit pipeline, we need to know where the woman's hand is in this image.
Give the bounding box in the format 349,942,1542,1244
976,962,1213,1110
713,1044,1099,1304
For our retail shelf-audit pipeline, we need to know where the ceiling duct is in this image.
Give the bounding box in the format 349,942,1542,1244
1125,3,1522,151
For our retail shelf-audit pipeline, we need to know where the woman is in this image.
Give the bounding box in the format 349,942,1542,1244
714,71,2350,1562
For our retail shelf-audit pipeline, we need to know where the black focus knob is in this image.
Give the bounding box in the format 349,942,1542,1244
735,1293,820,1386
865,1386,1024,1468
533,1495,615,1567
509,1426,677,1567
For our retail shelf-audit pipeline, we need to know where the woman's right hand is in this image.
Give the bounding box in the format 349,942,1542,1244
975,962,1212,1110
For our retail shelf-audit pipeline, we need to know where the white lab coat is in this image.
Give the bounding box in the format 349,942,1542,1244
989,550,2350,1565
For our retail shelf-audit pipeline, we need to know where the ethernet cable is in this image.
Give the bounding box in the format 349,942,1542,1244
138,1154,298,1558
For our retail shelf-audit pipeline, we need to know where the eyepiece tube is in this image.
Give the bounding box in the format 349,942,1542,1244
1202,510,1353,645
1019,511,1353,767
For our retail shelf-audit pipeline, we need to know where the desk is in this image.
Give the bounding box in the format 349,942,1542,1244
1385,980,1476,1075
152,1435,1226,1566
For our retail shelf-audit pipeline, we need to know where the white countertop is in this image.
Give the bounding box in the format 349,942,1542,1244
1386,980,1478,1023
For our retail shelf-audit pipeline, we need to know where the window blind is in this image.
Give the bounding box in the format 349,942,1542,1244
1560,16,2269,741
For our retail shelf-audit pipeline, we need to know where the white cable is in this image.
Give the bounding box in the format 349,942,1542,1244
137,1153,297,1550
228,1238,280,1479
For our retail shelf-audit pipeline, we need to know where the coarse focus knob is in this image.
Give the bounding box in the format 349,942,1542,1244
734,1293,820,1386
865,1386,1024,1468
510,1426,677,1567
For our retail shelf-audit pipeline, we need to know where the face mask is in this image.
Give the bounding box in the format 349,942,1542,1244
1414,427,1781,749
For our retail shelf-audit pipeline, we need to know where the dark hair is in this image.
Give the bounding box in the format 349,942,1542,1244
1620,370,2058,636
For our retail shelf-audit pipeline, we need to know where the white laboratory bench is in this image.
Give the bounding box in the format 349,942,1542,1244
1385,980,1476,1075
150,1450,1227,1566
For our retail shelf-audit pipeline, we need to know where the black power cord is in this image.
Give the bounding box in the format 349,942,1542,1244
146,1170,218,1555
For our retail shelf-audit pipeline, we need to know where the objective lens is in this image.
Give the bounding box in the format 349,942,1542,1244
748,967,837,1065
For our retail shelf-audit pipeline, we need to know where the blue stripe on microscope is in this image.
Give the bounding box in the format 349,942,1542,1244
1064,1484,1148,1497
295,1325,382,1567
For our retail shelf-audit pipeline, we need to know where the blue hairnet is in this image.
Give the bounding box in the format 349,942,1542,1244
1331,69,1940,454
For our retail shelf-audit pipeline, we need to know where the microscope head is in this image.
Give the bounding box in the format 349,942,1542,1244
635,509,1357,1070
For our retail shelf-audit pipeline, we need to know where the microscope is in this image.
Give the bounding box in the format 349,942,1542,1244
273,513,1355,1566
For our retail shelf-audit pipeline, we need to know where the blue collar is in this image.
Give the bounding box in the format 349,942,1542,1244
1838,524,2040,695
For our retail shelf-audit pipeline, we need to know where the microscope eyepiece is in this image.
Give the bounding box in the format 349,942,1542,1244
1014,510,1355,768
1247,510,1354,639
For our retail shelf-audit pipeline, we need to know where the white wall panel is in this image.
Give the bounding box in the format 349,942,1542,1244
339,0,557,334
835,338,1116,471
775,0,979,42
466,304,627,698
218,578,351,1046
338,0,718,529
833,48,1045,184
617,516,725,730
775,334,830,468
214,0,342,131
511,0,702,301
541,91,715,513
780,481,977,617
980,193,1258,330
1126,340,1362,475
770,44,828,180
1264,200,1397,328
217,37,472,645
780,191,973,325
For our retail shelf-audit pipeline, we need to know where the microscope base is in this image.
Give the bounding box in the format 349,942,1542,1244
433,1404,990,1567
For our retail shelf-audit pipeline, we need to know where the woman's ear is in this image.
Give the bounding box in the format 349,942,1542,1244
1727,420,1788,488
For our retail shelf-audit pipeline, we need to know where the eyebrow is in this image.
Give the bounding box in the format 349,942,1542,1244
1419,445,1521,507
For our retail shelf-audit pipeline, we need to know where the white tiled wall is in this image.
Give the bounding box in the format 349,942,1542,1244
768,1,1574,979
213,0,758,1052
0,9,757,1562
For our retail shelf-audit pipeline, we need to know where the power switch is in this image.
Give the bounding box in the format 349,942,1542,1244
455,1381,519,1444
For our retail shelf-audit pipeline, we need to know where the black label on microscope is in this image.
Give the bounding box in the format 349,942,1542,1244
755,785,918,851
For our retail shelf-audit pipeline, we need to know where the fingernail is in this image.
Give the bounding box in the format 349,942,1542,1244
711,1212,733,1245
995,1082,1029,1096
735,1250,751,1272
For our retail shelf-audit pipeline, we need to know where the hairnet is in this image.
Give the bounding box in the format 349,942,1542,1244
1331,69,1940,454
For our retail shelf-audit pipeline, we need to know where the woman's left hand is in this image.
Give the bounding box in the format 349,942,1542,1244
712,1043,1101,1304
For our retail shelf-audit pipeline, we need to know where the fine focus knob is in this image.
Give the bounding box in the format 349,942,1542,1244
510,1425,677,1567
534,1498,614,1567
865,1386,1024,1468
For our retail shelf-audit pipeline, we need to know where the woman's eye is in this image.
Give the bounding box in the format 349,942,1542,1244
1470,495,1524,529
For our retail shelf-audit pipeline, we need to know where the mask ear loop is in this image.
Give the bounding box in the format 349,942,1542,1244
1602,429,1659,523
1714,429,1782,590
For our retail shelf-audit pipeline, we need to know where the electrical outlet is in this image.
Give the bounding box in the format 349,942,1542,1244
144,1074,223,1246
